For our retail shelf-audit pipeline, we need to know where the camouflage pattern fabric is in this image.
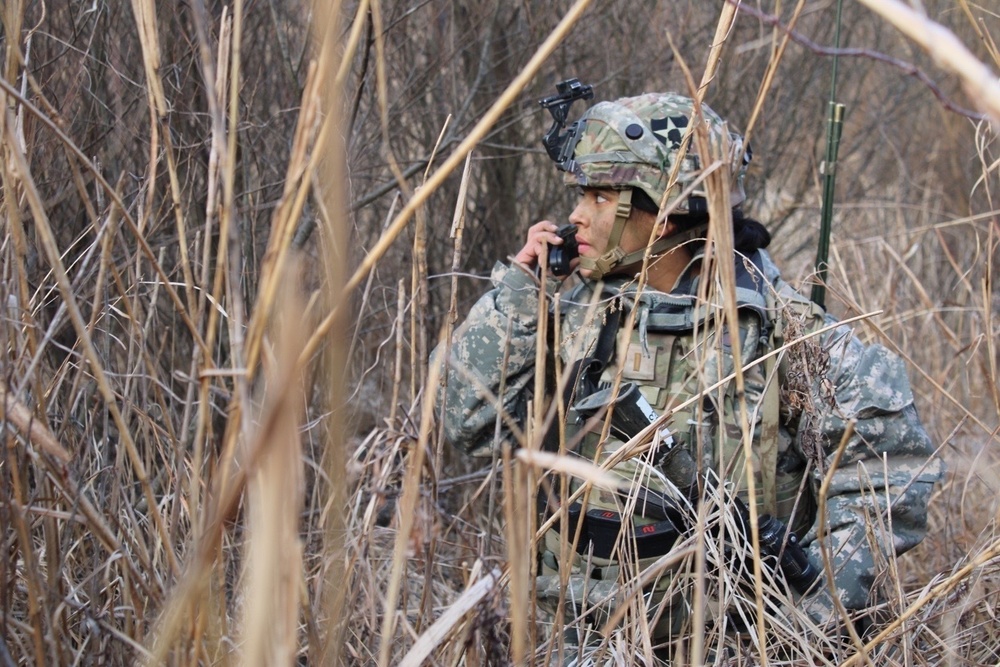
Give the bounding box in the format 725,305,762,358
562,93,750,213
434,250,942,654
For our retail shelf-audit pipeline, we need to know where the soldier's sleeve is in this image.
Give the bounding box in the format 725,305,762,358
789,315,944,628
433,261,556,456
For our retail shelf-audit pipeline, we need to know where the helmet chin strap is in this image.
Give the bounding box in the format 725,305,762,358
578,188,633,281
578,187,709,281
613,223,709,273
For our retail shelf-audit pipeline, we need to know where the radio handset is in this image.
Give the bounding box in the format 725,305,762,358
547,224,579,276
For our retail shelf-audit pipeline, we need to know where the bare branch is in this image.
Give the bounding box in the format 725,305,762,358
732,0,989,121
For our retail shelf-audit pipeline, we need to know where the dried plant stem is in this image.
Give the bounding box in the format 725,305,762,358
675,36,774,661
398,568,501,667
0,386,70,463
242,273,306,667
856,0,1000,123
982,225,1000,417
335,0,371,86
844,532,1000,665
2,0,26,85
129,0,167,118
742,0,808,148
435,151,472,462
815,422,872,662
7,454,46,667
2,386,148,603
0,84,45,409
0,75,208,353
370,0,414,203
377,359,442,667
698,0,739,92
504,447,531,664
300,0,596,366
411,120,461,630
146,274,312,659
310,3,352,662
391,278,406,425
347,192,400,380
161,123,198,310
189,5,237,533
131,0,164,256
4,111,180,578
409,117,452,418
243,60,324,374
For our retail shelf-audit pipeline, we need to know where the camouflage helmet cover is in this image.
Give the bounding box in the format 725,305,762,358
562,92,750,213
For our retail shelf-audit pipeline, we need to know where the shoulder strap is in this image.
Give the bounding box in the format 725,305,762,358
542,300,622,452
757,287,783,517
758,347,780,517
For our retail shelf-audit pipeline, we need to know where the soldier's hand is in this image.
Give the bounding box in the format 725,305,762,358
513,221,575,275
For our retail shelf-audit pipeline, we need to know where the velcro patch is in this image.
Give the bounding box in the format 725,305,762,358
623,343,657,381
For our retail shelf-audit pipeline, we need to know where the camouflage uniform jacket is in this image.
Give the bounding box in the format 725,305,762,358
437,249,942,628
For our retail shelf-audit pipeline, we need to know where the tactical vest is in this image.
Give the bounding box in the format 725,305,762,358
544,251,816,565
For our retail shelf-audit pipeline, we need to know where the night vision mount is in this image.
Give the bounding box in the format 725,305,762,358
539,78,593,171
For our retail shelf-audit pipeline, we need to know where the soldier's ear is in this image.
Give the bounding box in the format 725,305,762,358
656,218,679,239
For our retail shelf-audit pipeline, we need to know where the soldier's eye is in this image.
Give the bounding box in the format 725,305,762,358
595,193,609,204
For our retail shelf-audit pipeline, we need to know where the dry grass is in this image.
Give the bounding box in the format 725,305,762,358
1,0,998,665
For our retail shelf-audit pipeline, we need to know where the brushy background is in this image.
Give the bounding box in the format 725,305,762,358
1,0,998,665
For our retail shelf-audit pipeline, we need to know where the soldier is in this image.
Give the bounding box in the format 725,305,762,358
436,89,942,664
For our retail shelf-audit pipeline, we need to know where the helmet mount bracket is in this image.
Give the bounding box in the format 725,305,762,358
539,85,750,279
539,78,594,171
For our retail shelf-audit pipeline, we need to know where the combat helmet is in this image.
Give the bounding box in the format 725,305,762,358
541,86,751,279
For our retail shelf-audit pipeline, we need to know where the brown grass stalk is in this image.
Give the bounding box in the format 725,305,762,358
146,261,313,660
241,270,307,667
299,0,597,366
376,351,441,667
398,567,502,667
310,2,351,662
129,0,167,119
741,0,808,150
3,2,999,664
243,59,325,375
0,75,208,355
3,108,181,578
0,385,70,464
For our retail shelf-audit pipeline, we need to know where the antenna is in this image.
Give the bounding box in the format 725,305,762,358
812,0,847,309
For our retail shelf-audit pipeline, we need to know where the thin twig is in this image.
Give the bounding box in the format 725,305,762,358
732,0,990,121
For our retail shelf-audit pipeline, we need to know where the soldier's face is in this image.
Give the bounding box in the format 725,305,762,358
569,187,658,279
